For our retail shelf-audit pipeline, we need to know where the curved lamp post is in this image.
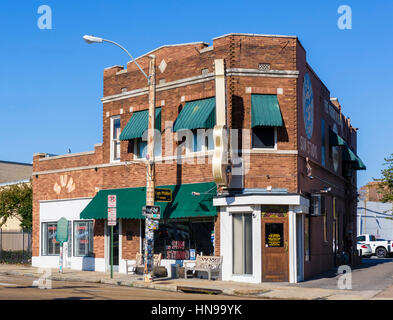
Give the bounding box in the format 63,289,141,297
83,34,156,283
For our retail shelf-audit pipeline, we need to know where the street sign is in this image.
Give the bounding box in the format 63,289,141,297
56,217,68,273
56,217,69,243
143,205,161,220
154,188,172,202
108,207,117,226
108,194,117,208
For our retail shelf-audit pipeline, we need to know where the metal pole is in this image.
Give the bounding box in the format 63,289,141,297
144,55,156,283
111,225,114,279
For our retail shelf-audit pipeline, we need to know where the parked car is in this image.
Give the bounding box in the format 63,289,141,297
357,242,372,258
357,234,392,258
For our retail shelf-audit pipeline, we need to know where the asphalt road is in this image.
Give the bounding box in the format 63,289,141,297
294,257,393,292
0,274,258,300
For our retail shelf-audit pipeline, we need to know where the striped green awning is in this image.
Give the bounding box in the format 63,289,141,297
251,94,283,128
342,145,366,170
119,108,161,140
329,130,347,146
173,98,216,132
80,182,217,220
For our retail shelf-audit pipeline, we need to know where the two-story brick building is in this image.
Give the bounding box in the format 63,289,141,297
32,33,365,283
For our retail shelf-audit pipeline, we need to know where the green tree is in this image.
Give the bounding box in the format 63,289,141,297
0,182,32,230
375,154,393,203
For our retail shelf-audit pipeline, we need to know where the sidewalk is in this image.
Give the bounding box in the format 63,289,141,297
0,264,382,300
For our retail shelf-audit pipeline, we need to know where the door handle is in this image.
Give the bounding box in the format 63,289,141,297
284,241,288,253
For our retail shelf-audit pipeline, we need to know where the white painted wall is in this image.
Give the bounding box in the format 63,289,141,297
220,205,262,283
33,198,109,272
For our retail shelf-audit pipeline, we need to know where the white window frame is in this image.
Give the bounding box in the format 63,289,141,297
110,116,121,163
73,220,94,257
251,126,277,150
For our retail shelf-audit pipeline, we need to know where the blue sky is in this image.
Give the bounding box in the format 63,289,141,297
0,0,392,187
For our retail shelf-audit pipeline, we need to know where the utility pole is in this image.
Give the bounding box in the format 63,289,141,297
143,55,156,283
83,35,158,283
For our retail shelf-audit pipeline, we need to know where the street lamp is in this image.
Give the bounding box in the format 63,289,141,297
83,34,157,283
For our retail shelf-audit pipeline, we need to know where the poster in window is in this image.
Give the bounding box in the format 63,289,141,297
265,223,284,247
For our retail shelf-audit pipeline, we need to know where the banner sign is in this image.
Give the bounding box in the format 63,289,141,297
154,188,172,202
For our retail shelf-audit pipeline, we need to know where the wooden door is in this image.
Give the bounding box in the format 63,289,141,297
262,217,289,282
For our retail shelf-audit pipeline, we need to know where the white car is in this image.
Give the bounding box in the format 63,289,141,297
357,242,372,258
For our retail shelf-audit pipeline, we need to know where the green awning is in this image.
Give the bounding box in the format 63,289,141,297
251,94,283,128
329,130,347,146
80,182,217,220
119,108,161,140
173,97,216,132
342,145,366,170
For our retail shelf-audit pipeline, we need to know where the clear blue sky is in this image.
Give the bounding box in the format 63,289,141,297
0,0,391,188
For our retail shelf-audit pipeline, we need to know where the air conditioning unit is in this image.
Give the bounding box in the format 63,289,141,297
310,194,326,216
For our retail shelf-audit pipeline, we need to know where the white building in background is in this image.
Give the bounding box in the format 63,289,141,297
357,200,393,240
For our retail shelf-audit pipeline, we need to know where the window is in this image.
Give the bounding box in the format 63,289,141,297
370,235,376,241
73,221,94,257
357,236,366,242
42,222,60,256
189,129,214,153
133,134,161,159
258,63,270,71
252,126,275,149
233,213,253,275
142,219,215,259
110,116,121,162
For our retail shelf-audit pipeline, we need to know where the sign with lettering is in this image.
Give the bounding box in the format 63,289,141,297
108,195,117,208
143,205,161,220
265,223,284,247
56,217,69,243
154,188,172,202
108,207,117,226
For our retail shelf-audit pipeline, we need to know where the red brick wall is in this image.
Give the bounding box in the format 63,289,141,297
32,34,360,277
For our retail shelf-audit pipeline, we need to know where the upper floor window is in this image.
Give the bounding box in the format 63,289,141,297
188,129,214,154
134,134,161,159
110,116,121,162
252,126,276,149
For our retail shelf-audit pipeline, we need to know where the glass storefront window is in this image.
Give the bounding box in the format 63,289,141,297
73,221,94,257
142,219,215,259
42,222,60,256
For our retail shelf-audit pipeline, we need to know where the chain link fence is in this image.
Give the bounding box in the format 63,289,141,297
0,230,32,264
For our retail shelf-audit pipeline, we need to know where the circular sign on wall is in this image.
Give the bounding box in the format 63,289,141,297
303,73,314,140
332,123,339,173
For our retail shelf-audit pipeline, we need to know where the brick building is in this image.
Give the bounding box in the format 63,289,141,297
32,33,365,283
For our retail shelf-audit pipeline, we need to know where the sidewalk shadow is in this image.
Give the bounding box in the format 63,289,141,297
296,258,393,284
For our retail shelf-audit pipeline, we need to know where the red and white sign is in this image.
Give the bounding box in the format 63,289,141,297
108,207,117,226
108,195,117,208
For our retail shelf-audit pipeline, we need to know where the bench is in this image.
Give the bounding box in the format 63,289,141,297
126,253,162,275
184,255,222,280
